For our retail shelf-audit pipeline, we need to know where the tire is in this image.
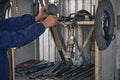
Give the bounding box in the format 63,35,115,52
94,0,115,50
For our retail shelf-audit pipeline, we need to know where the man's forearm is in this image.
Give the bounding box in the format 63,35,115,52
0,14,36,32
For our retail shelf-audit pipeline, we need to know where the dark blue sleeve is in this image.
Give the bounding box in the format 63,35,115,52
0,14,36,32
0,23,45,49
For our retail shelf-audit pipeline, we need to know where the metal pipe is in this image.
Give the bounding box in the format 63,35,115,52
77,27,94,59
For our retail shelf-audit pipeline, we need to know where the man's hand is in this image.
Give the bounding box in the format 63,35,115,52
42,15,57,28
35,6,47,22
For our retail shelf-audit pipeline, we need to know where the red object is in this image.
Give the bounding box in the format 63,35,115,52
16,60,40,68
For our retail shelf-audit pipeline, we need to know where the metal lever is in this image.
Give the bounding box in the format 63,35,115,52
39,0,44,7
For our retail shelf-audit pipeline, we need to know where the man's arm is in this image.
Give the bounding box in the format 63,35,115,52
0,14,36,32
0,14,57,49
0,23,45,49
0,6,47,32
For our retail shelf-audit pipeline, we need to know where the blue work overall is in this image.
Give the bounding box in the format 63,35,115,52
0,14,45,80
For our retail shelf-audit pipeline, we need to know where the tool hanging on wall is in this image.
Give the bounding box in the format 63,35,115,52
94,0,115,50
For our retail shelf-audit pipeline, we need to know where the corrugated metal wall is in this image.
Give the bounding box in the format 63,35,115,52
38,0,95,63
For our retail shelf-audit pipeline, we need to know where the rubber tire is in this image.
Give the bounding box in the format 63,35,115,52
94,0,115,50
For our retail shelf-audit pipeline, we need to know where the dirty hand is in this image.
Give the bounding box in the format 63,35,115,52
42,15,58,28
35,6,47,22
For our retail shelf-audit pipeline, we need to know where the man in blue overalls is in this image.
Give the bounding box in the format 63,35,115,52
0,3,57,80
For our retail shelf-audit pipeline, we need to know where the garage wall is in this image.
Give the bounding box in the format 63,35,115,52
116,15,120,70
115,0,120,80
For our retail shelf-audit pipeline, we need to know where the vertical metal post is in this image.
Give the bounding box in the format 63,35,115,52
82,0,85,9
33,0,40,60
90,0,92,13
7,49,15,80
95,41,99,80
94,0,99,80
